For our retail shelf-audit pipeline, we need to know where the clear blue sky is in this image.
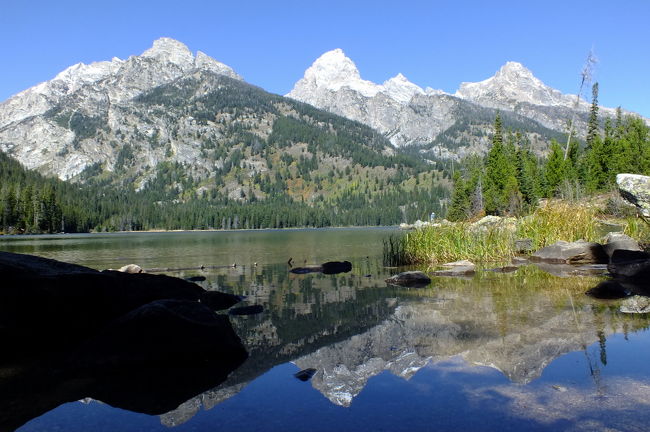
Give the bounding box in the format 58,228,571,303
2,0,649,116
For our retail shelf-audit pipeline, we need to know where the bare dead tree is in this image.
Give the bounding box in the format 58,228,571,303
563,50,598,160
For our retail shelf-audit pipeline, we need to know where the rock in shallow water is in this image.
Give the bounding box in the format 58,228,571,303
385,271,432,288
530,240,609,264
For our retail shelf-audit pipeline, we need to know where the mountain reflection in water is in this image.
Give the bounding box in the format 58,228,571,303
6,242,650,431
154,263,650,429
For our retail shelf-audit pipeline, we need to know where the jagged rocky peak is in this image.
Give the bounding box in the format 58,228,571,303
382,73,424,104
141,37,194,67
454,60,573,109
495,61,535,79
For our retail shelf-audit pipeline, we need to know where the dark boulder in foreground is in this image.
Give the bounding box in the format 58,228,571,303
385,271,432,288
530,240,609,264
290,260,352,275
0,300,247,431
201,291,244,310
0,252,248,432
0,251,209,357
74,299,247,415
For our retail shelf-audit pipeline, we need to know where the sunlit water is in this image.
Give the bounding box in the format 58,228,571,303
2,228,649,432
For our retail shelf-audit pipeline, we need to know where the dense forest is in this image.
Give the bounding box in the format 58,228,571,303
0,151,448,234
446,83,650,220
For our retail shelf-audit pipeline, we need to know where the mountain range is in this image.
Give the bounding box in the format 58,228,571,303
2,37,645,186
287,48,644,158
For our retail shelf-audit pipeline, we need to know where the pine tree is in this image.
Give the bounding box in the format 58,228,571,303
447,172,470,221
586,83,600,148
544,140,565,196
484,114,519,215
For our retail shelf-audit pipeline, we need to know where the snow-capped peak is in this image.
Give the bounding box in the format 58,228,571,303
141,37,195,67
382,73,424,104
291,49,381,98
455,61,573,108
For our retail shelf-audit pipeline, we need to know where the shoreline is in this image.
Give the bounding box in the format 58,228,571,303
0,225,399,238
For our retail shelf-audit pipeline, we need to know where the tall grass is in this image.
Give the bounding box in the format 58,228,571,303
623,216,650,246
516,200,600,249
385,200,608,265
386,223,516,265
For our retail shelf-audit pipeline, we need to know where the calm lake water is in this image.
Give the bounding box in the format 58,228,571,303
2,228,650,432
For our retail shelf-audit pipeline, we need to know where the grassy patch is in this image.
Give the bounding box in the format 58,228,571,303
516,200,600,249
385,222,515,265
387,200,647,265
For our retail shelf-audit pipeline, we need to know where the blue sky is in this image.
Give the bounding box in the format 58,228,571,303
2,0,649,116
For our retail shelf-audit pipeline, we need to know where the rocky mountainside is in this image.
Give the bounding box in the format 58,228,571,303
0,38,242,180
287,50,642,156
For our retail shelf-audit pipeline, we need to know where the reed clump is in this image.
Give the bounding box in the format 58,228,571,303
516,200,600,249
386,222,516,265
386,200,634,265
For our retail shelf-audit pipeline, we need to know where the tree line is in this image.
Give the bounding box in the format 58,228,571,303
447,83,650,220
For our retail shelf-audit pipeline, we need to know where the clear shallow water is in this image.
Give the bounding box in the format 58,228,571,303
2,229,650,432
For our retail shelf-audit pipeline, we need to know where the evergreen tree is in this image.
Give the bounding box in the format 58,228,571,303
446,172,470,221
586,83,600,148
483,114,519,215
544,139,566,196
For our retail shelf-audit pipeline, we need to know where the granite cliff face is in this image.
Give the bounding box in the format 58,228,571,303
0,38,242,181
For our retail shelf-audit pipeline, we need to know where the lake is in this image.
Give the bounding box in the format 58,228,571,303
2,228,650,432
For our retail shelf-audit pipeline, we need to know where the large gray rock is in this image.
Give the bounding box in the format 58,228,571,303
602,232,643,259
530,240,609,264
617,173,650,217
608,249,650,286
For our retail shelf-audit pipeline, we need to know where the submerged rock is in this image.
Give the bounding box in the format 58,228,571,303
433,267,476,277
433,260,476,277
530,240,609,264
485,266,519,273
442,259,475,267
385,271,432,288
617,173,650,217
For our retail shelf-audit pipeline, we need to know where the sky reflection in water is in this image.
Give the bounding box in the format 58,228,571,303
4,229,650,432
